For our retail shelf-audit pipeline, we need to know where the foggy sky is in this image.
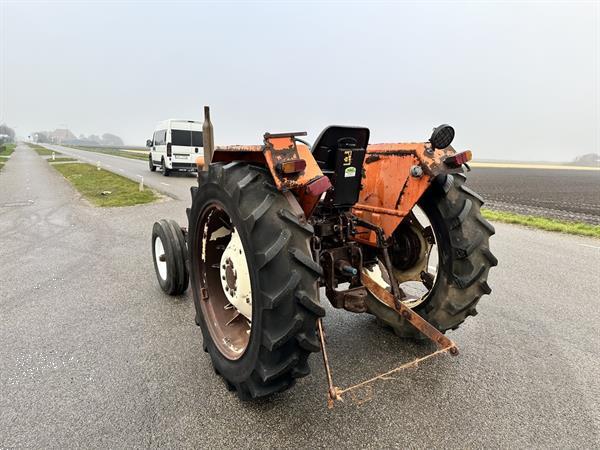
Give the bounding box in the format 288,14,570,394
1,1,598,161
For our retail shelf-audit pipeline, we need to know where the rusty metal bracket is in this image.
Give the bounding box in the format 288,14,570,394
361,272,458,352
316,270,458,408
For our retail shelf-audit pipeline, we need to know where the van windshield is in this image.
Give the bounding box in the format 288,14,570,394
172,129,203,147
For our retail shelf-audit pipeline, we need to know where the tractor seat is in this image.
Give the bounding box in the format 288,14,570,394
311,126,370,208
312,125,370,173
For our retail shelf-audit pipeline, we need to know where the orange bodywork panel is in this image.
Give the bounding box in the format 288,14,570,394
353,142,459,245
207,134,461,243
210,135,332,218
262,135,327,192
211,145,264,165
211,136,326,191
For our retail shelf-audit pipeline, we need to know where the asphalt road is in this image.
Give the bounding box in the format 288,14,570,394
1,144,599,448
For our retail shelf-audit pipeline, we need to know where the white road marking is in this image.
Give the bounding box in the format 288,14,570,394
160,182,170,186
577,243,600,249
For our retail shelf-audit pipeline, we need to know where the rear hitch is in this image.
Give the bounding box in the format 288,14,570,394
316,277,458,408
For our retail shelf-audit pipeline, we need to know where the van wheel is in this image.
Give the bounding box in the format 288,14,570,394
162,158,170,176
149,155,156,172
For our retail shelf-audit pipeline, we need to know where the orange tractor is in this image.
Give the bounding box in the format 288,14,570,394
152,107,496,405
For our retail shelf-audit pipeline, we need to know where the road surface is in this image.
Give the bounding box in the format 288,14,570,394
1,144,599,448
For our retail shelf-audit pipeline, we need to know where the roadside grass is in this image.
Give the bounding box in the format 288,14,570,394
48,157,78,163
52,163,157,207
482,209,600,238
66,145,148,161
0,143,16,156
0,161,4,170
28,143,61,156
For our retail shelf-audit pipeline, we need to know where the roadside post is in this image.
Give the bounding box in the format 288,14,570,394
52,152,55,161
138,175,144,192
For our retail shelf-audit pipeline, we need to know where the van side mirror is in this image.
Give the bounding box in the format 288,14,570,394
146,139,153,147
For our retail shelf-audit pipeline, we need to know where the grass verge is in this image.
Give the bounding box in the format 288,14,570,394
482,209,600,238
28,143,61,156
0,161,4,170
66,145,148,161
0,143,16,156
49,157,78,163
52,163,157,207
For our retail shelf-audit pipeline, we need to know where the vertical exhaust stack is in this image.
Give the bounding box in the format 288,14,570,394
202,106,214,171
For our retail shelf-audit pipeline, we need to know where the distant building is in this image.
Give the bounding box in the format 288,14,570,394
32,128,124,146
573,153,600,167
49,129,76,143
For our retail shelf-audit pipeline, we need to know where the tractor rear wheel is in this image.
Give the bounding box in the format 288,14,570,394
187,162,324,399
364,173,497,338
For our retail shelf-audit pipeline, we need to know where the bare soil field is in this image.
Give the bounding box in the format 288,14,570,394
468,167,600,225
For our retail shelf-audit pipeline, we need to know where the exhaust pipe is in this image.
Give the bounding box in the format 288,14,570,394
202,105,214,171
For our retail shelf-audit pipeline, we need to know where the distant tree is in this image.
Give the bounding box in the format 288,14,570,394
101,133,123,146
88,134,102,144
0,124,15,142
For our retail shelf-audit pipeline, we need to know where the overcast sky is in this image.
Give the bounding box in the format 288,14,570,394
1,1,598,161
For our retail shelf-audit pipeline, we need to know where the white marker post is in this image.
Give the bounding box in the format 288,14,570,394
137,175,144,192
52,152,55,161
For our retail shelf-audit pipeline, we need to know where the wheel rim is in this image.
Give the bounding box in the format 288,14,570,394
364,205,439,309
154,236,167,280
197,203,252,360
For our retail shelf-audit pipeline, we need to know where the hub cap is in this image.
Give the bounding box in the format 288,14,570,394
219,230,252,321
154,236,167,280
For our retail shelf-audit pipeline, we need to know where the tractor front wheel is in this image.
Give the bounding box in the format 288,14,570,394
187,163,324,399
151,219,189,295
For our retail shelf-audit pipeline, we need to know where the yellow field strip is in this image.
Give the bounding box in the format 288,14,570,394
120,149,147,154
470,162,599,171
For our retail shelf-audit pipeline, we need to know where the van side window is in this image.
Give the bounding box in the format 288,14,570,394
154,129,167,146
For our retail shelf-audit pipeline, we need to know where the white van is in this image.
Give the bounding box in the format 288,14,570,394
147,119,203,175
